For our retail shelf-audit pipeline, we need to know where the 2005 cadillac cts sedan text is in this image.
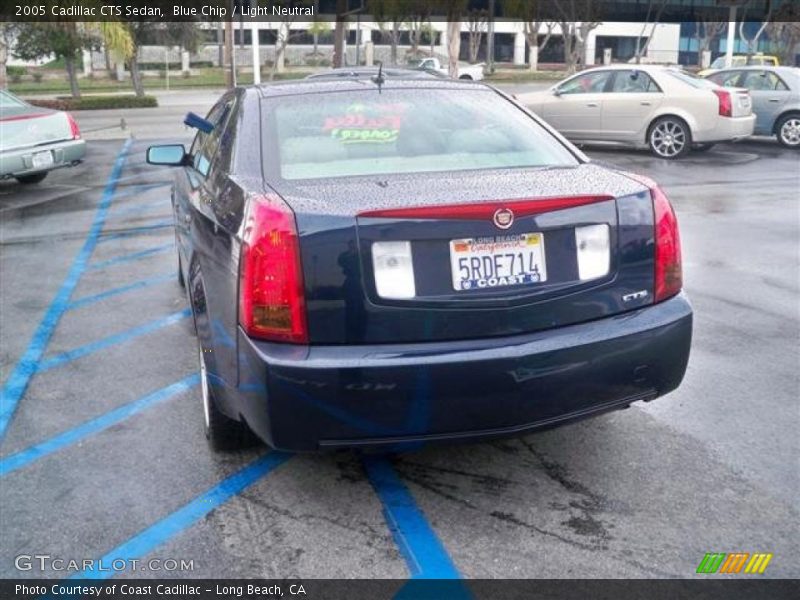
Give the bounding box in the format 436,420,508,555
147,77,692,452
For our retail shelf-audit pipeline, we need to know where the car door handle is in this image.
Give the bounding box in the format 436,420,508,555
768,98,781,103
586,102,599,107
640,101,652,106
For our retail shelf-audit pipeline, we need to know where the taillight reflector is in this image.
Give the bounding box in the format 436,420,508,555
652,186,682,302
239,194,308,343
66,112,81,139
713,89,732,117
625,172,682,303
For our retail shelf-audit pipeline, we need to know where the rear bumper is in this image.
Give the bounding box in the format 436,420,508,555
694,114,756,143
233,293,692,451
0,139,86,179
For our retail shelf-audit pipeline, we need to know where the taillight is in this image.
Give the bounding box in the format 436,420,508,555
713,89,732,117
66,112,81,139
625,172,682,303
238,193,308,343
652,185,682,303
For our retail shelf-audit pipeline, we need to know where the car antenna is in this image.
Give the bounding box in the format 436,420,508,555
371,61,385,92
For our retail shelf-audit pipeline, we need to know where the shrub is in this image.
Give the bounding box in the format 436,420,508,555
7,65,26,77
26,95,158,111
32,72,44,83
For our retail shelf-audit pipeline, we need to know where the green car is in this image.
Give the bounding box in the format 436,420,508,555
0,90,86,184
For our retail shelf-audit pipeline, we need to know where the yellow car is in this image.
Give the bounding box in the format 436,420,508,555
699,54,780,77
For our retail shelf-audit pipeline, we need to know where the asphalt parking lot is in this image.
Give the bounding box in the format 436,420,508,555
0,129,798,581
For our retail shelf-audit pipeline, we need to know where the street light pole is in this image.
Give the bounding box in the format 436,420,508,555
487,0,495,74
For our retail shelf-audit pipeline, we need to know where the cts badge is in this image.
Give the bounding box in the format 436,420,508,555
622,290,648,302
493,208,514,229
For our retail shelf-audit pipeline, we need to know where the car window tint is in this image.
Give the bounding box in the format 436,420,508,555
741,71,789,91
610,70,660,93
558,71,612,94
265,89,579,181
192,100,233,177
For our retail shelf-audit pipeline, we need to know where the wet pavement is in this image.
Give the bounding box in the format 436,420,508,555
0,133,798,580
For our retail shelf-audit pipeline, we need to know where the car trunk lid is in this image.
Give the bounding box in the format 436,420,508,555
0,109,73,153
271,163,656,344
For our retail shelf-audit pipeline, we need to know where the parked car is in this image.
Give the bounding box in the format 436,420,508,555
518,65,755,158
698,54,780,77
147,78,692,452
413,57,485,80
705,66,800,148
0,90,85,184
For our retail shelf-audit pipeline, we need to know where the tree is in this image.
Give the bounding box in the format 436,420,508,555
442,0,468,78
765,2,800,65
0,24,18,90
466,9,488,64
369,0,409,65
738,0,774,58
307,20,331,57
503,0,555,69
554,0,602,74
14,22,132,98
692,16,726,67
407,1,432,61
633,0,669,64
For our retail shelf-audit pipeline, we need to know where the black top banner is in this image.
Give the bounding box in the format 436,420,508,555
0,0,789,23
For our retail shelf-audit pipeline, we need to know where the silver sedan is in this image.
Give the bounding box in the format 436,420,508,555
706,66,800,148
0,90,86,184
519,65,756,159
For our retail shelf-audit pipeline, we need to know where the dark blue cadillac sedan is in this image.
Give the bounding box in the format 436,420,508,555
147,77,692,452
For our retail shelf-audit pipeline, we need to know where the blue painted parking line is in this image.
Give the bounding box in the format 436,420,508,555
69,452,293,579
0,139,132,443
88,243,173,271
363,456,461,579
97,221,174,243
0,375,199,478
67,273,174,310
37,309,191,373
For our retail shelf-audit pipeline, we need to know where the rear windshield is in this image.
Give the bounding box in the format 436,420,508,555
666,69,719,90
263,88,579,181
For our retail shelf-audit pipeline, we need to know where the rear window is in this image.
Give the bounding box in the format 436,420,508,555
666,69,719,90
263,88,579,181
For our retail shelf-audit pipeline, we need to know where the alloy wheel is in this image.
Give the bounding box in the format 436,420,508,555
651,120,687,158
779,118,800,147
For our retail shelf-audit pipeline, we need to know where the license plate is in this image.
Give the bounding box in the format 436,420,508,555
739,96,751,109
31,151,54,169
449,232,546,291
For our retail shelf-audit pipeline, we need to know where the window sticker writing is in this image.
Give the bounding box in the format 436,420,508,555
323,103,406,145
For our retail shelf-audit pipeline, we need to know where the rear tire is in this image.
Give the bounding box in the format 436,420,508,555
199,345,252,451
693,143,715,152
177,251,185,288
775,114,800,148
648,117,692,159
15,172,48,184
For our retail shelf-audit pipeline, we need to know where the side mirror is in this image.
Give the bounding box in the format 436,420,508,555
553,87,562,97
147,144,188,166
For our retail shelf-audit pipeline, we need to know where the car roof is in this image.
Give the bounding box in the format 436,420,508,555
255,77,487,98
305,67,441,80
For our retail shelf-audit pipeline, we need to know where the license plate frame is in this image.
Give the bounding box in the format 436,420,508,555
449,232,547,292
31,150,54,170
